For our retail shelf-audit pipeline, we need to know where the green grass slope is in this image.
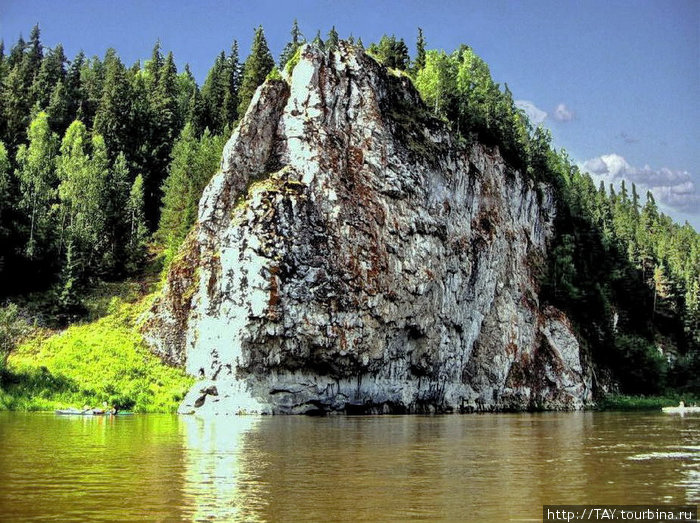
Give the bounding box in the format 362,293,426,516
1,295,192,412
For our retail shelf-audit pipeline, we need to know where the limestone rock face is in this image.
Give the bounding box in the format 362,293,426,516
144,44,593,414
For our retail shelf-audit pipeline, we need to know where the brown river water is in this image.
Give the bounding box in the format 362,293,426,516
0,411,697,521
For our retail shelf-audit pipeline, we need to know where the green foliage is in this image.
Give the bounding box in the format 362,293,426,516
326,26,340,52
414,28,426,72
612,335,667,393
158,123,225,258
2,296,192,412
284,46,303,76
237,26,274,117
279,19,304,69
414,50,456,119
266,67,282,81
126,174,148,272
56,120,108,268
15,111,58,260
0,303,29,377
0,24,696,401
93,50,131,162
597,393,699,411
0,142,11,249
311,30,325,51
368,35,410,70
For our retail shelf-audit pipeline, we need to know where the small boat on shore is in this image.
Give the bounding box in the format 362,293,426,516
55,408,133,416
662,402,700,414
55,408,99,415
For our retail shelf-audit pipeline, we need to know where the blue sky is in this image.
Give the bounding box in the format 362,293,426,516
1,0,698,228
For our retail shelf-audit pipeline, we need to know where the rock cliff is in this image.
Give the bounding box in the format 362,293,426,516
144,43,593,414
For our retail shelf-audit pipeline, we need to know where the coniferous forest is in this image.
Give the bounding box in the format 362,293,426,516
0,23,697,408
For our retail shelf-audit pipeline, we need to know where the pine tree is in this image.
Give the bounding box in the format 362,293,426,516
53,237,83,322
143,50,181,229
279,20,304,69
125,66,151,178
158,123,224,254
101,151,131,274
414,28,426,72
94,49,131,162
185,85,206,136
222,41,241,128
7,35,26,70
64,51,85,124
176,64,198,131
155,51,180,143
145,40,163,90
237,26,274,117
14,112,58,259
201,51,227,134
25,25,44,82
158,122,200,251
47,79,70,134
1,64,32,150
326,26,339,52
368,35,410,69
31,43,66,109
311,31,325,51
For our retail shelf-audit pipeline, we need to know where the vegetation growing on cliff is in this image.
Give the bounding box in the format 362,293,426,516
0,23,696,408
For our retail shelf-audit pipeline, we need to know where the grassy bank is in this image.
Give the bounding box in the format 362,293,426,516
0,285,193,413
597,394,700,411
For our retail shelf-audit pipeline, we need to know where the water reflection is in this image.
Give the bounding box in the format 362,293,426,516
179,415,263,522
0,412,697,522
176,413,699,521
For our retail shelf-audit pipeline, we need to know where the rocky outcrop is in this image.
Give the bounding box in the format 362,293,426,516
144,43,593,414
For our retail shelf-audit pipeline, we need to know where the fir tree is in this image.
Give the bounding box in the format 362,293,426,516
368,35,409,69
326,26,339,52
201,51,227,134
311,30,325,51
102,152,132,274
25,25,44,81
94,50,131,162
145,40,163,90
222,40,241,127
237,26,274,117
31,43,66,109
279,20,304,69
47,79,70,134
64,51,85,125
158,123,224,254
53,237,83,323
414,28,426,72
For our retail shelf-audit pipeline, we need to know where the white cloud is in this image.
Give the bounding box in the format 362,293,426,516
553,103,574,122
581,153,700,214
515,100,547,125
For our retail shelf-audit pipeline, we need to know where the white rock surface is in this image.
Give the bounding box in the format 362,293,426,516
145,44,593,414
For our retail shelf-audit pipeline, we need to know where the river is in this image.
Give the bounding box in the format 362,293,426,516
0,411,697,521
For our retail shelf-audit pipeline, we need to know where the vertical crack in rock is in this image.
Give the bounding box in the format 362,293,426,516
144,43,593,415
